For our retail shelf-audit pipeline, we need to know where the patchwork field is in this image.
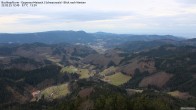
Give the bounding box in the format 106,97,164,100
61,66,78,73
46,56,61,63
77,69,91,79
168,91,192,99
100,66,116,76
46,55,63,67
61,66,92,79
103,72,131,86
40,83,70,100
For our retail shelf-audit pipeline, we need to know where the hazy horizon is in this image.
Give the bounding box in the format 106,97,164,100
0,30,189,39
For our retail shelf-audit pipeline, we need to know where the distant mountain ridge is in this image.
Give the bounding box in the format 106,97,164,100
0,31,183,44
0,31,94,44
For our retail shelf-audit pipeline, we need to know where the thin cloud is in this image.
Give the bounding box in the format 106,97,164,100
177,0,196,4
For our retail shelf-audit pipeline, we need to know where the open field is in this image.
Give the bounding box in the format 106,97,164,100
46,55,63,67
46,56,61,63
168,91,192,99
77,69,91,79
100,66,116,76
61,66,78,73
40,83,70,100
61,66,92,79
103,72,131,86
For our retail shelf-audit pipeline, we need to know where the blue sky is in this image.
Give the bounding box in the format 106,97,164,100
0,0,196,38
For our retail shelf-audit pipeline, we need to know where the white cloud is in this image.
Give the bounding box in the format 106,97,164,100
0,0,196,37
0,14,47,24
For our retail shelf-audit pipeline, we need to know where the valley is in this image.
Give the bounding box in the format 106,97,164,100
0,31,196,110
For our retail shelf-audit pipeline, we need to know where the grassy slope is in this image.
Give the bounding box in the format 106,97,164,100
40,83,70,100
60,66,91,79
77,69,91,79
100,66,116,75
104,72,131,86
61,66,78,73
